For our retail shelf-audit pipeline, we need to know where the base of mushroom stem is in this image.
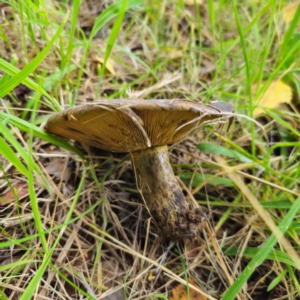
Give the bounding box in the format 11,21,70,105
131,145,205,241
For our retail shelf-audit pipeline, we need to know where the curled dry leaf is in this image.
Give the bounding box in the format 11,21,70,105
170,279,207,300
253,80,292,117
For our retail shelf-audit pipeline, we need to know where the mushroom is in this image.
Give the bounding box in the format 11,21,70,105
44,99,233,241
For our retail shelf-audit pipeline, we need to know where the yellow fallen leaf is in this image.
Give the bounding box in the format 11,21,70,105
183,0,203,5
253,80,292,117
92,55,116,75
169,279,207,300
283,2,299,24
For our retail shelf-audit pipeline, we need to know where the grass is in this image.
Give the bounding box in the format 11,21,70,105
0,0,300,299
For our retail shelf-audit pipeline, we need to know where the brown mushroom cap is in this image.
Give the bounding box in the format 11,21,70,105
44,99,233,152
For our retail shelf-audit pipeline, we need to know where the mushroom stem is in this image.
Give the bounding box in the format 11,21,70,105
131,145,203,241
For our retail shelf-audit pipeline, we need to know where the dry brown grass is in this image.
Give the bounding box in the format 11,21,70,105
1,1,300,299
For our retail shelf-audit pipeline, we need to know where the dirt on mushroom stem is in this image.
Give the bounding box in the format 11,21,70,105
131,145,203,241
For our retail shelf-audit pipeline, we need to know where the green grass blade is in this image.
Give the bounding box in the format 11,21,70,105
0,136,28,177
267,269,288,292
0,260,39,272
180,172,235,188
61,0,81,72
0,111,84,159
0,13,69,110
27,95,49,254
197,142,253,163
222,196,300,299
0,199,102,251
100,0,128,80
95,0,129,98
0,58,56,107
89,0,145,42
74,0,145,102
280,3,300,60
224,247,300,269
0,121,49,189
232,1,254,155
266,110,300,138
19,170,86,299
